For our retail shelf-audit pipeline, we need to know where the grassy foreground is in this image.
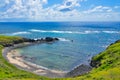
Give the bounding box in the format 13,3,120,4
0,35,120,80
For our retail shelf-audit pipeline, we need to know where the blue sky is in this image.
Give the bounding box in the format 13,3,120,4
0,0,120,22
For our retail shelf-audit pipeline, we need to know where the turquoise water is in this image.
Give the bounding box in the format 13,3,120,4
0,22,120,71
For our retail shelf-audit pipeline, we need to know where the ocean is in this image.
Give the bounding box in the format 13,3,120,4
0,22,120,71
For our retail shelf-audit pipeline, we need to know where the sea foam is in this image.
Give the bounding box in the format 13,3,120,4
102,31,120,34
29,29,120,34
29,29,100,34
11,31,31,35
58,38,71,42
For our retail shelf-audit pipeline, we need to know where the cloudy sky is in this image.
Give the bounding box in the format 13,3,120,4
0,0,120,22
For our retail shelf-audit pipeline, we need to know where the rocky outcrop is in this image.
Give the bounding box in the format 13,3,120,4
90,59,101,68
45,37,59,42
90,40,120,68
0,37,59,47
23,37,59,43
115,40,120,43
65,64,92,77
0,43,14,47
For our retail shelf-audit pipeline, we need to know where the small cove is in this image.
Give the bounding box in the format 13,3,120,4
1,22,120,72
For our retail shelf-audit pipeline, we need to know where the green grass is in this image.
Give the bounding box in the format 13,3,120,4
0,35,22,43
0,35,120,80
75,41,120,80
0,35,51,80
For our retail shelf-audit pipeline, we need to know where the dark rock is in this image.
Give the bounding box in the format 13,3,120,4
1,37,59,47
45,37,54,42
109,40,120,47
115,40,120,43
13,38,29,44
13,40,20,44
22,38,30,42
23,37,59,43
44,37,53,42
28,39,36,42
22,38,36,42
66,64,92,77
90,59,101,68
2,43,14,47
41,38,44,40
13,40,23,44
90,39,120,68
54,38,59,41
45,37,59,42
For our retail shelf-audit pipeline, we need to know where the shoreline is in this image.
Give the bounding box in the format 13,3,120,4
2,42,92,78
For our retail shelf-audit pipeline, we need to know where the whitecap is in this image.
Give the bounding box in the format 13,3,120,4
29,29,75,34
11,31,31,35
29,29,47,33
29,29,100,34
84,31,100,34
58,38,71,42
101,45,108,48
102,31,120,34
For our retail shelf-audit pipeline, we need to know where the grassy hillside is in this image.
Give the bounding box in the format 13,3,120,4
0,35,120,80
0,35,22,43
0,35,50,80
76,40,120,80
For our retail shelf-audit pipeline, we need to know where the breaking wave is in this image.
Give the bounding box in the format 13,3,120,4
5,31,31,36
2,29,120,36
102,31,120,34
29,29,100,34
29,29,120,34
58,38,71,42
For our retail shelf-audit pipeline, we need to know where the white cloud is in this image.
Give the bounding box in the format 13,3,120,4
0,0,119,21
0,0,45,18
83,6,113,13
42,0,48,4
5,0,10,4
56,0,86,12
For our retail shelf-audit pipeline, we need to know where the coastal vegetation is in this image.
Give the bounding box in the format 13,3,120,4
0,35,50,80
76,40,120,80
0,35,120,80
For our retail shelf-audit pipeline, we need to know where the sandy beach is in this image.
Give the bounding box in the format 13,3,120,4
2,42,67,78
2,42,92,78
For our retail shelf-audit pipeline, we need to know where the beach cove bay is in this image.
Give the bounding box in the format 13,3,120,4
0,22,120,71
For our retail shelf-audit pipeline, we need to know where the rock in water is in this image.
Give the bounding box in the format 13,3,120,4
45,37,59,42
45,37,54,42
54,38,59,40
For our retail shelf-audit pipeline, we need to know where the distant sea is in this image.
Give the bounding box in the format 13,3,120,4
0,22,120,71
